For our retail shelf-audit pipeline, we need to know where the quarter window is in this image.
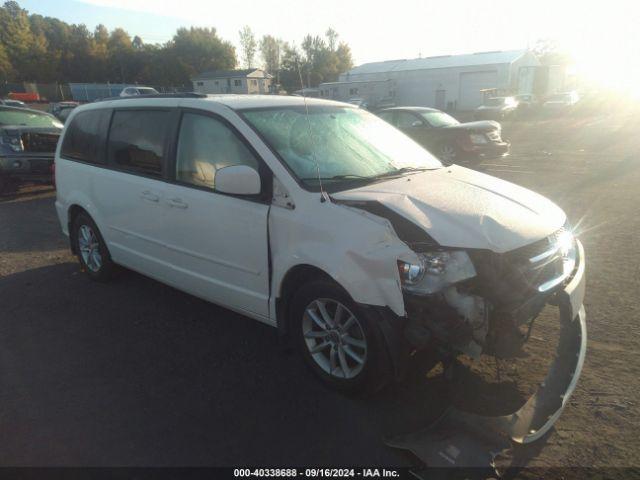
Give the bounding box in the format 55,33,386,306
61,109,110,163
175,113,259,191
107,110,171,177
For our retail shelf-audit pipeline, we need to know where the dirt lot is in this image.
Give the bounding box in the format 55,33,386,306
0,112,639,477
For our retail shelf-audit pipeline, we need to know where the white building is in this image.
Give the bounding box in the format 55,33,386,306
192,69,273,95
319,50,540,111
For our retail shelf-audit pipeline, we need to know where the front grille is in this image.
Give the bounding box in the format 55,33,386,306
21,132,59,153
504,227,566,292
28,158,53,174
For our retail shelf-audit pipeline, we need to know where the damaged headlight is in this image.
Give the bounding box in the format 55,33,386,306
469,133,488,145
398,251,477,295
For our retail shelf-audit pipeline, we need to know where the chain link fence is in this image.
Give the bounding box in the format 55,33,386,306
1,81,191,103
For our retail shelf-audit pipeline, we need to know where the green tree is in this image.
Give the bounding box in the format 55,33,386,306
279,29,353,91
279,42,304,92
0,1,37,79
0,42,13,80
169,27,236,83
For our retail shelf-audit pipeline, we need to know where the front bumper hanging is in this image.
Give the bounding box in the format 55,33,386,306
387,241,587,472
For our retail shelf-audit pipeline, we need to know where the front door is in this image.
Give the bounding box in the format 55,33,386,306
161,111,270,320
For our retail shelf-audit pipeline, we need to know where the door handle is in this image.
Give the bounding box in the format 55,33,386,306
140,191,160,202
168,198,188,209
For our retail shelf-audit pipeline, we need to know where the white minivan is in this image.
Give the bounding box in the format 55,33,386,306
55,94,586,442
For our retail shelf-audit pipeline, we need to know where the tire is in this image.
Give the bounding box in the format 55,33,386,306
438,143,458,163
72,212,116,282
290,279,387,394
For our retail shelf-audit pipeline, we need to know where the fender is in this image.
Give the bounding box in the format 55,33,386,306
268,198,420,320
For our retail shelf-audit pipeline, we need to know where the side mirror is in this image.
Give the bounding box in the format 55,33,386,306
411,120,423,128
215,165,261,195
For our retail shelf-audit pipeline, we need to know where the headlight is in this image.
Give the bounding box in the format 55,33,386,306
556,229,577,277
469,134,487,144
0,135,23,152
398,251,477,295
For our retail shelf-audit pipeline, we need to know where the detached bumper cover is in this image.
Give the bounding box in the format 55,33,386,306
387,240,587,468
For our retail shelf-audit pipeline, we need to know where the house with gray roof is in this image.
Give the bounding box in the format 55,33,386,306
319,50,540,111
192,69,273,95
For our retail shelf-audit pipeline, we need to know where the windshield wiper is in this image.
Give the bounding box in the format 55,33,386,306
300,174,371,181
372,166,432,179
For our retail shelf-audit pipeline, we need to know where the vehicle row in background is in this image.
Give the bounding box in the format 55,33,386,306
475,91,580,119
119,86,160,97
378,107,509,163
0,105,62,193
0,98,27,108
48,101,80,123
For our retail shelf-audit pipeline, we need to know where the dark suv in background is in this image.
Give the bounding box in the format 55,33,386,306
378,106,509,163
0,106,63,193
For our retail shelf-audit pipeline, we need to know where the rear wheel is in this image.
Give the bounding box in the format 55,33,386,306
72,212,116,282
290,280,386,393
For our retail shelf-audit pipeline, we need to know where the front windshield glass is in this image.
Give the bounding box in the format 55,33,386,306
420,111,459,127
242,105,442,191
0,108,63,128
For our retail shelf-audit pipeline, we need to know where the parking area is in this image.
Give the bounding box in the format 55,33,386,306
1,112,639,474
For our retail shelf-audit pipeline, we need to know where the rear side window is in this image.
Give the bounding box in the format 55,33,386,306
107,110,171,177
60,109,110,163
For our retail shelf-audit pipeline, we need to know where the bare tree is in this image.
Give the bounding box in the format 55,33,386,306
325,28,338,51
239,25,257,69
260,35,282,75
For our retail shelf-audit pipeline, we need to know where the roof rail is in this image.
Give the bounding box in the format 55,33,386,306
94,92,207,102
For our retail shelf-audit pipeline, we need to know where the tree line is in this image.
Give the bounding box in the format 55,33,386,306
0,1,353,92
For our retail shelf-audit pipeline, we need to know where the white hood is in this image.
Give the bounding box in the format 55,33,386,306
332,165,566,253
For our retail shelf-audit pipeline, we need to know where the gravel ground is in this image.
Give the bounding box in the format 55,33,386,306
0,113,639,477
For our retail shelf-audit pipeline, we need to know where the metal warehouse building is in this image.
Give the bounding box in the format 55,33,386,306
319,50,540,111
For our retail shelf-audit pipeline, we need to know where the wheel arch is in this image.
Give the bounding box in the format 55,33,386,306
67,204,91,254
275,263,346,335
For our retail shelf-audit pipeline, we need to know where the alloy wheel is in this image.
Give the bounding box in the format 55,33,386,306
78,224,102,272
302,298,368,379
440,144,456,162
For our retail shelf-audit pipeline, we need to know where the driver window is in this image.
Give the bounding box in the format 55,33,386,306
396,112,422,128
175,113,259,190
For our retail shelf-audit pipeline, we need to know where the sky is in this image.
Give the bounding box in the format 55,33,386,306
19,0,640,90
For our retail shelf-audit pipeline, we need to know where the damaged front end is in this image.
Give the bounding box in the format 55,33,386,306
389,227,587,470
334,197,586,465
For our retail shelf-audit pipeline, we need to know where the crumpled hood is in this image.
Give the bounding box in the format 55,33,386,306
332,165,566,253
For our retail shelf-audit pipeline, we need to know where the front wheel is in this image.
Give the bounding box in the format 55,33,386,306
290,280,387,393
438,143,458,163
